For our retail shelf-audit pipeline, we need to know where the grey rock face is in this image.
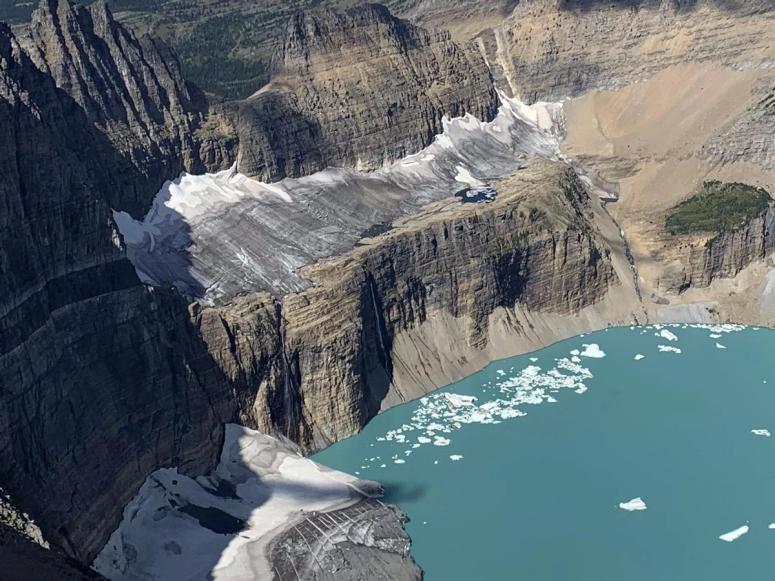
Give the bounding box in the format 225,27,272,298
270,500,421,581
20,0,228,213
0,16,241,565
0,523,106,581
235,3,499,181
489,0,775,102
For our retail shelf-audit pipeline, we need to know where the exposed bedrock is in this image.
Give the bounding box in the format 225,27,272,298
657,207,775,293
234,3,499,181
19,0,233,213
199,160,627,452
0,14,240,566
483,0,775,102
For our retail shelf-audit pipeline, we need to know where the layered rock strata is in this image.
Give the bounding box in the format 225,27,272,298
198,159,628,451
235,3,499,181
18,0,224,213
486,0,775,102
0,9,240,567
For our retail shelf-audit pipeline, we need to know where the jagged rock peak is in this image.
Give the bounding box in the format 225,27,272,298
23,0,201,129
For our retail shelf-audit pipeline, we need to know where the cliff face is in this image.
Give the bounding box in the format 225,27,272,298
200,160,622,451
235,3,499,181
0,15,244,565
654,207,775,292
20,0,231,213
0,1,504,568
486,0,775,102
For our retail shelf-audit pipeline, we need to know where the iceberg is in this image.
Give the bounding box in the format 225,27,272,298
618,497,647,511
719,525,749,542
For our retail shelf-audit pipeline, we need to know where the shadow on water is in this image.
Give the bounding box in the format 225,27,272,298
380,481,429,503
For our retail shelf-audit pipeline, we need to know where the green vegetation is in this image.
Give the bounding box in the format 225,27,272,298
173,15,268,100
665,181,772,236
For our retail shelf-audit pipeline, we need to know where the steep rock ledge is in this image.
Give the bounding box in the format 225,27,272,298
485,0,775,102
200,160,626,452
0,18,241,565
657,207,775,293
235,3,499,181
20,0,231,213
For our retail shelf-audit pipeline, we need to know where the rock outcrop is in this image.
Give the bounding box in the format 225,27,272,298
20,0,231,213
200,160,623,451
656,207,775,292
235,3,499,181
5,0,774,577
0,14,239,565
486,0,775,102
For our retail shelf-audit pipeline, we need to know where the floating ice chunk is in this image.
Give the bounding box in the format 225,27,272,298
570,349,580,356
394,459,405,464
529,357,538,362
496,369,506,376
634,354,645,360
769,523,775,530
433,437,451,446
709,333,722,339
417,436,431,444
443,393,477,408
719,525,749,542
716,343,726,349
657,345,682,354
449,455,463,461
751,429,771,437
619,497,647,511
580,344,606,358
571,356,582,363
659,329,678,342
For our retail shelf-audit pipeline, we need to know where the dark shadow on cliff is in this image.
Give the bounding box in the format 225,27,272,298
0,26,240,569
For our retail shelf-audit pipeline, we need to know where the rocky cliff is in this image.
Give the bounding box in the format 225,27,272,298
199,160,626,451
483,0,775,102
0,1,504,573
235,3,499,181
654,207,775,293
4,0,775,577
0,11,242,567
20,0,231,213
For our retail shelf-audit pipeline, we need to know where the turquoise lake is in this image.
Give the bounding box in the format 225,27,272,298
313,325,775,580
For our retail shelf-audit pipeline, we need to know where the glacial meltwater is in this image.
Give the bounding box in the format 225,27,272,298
313,325,775,580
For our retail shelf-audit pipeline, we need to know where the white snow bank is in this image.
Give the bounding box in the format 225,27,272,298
93,425,367,580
